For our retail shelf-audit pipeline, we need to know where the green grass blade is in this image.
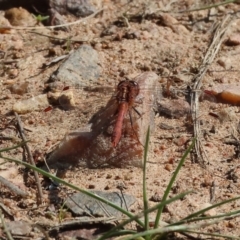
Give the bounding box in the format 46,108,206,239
143,126,150,232
0,209,14,240
116,214,240,240
185,230,240,240
188,212,240,224
1,155,144,227
170,209,240,226
0,141,28,153
180,195,240,223
154,138,196,228
98,191,192,240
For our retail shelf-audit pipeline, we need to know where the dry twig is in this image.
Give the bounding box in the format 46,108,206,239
0,176,28,198
14,112,43,204
179,0,238,13
1,8,104,31
190,15,232,165
0,209,14,240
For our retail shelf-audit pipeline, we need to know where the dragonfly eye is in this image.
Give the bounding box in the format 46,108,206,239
116,80,139,93
117,80,128,85
129,80,138,86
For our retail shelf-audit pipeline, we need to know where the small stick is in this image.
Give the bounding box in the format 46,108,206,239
1,8,105,30
0,176,28,198
0,136,18,141
14,112,43,204
190,15,232,165
0,202,13,219
0,209,14,240
179,0,236,13
28,30,88,43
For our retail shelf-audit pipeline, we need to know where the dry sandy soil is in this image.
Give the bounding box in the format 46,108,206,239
1,0,240,239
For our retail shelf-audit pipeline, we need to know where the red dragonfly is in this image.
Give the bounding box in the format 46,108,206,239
47,72,161,168
111,80,140,147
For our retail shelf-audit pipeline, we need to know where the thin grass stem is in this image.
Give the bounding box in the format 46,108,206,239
143,127,150,234
0,155,144,227
179,0,237,13
0,209,14,240
98,191,192,240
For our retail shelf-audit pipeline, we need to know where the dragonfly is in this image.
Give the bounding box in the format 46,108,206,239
111,80,140,147
48,79,141,148
46,72,161,168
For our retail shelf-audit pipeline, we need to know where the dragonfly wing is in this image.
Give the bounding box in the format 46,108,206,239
47,72,161,168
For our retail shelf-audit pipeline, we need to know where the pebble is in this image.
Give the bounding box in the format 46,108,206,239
158,13,189,35
13,94,50,114
49,44,101,87
159,123,174,130
172,24,189,35
226,34,240,46
173,136,188,146
123,174,132,181
7,68,19,78
65,190,136,217
8,82,29,95
225,221,236,228
0,14,12,27
217,57,232,69
159,13,178,26
6,221,32,236
218,6,226,13
149,192,162,202
141,30,152,40
49,0,96,17
4,7,36,26
158,98,190,118
48,46,63,56
104,185,110,190
164,164,172,172
58,89,76,110
201,203,216,217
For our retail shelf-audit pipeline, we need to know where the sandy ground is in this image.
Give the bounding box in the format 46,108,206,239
1,0,240,239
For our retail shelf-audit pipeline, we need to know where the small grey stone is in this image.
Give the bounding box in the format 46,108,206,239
66,0,96,17
6,221,32,236
217,57,232,69
65,190,136,217
0,0,96,18
49,0,96,17
158,98,190,118
13,94,49,114
225,34,240,46
50,44,101,87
